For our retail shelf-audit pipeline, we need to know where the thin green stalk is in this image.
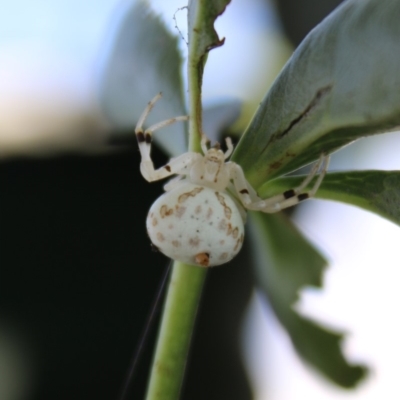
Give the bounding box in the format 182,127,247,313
145,3,208,399
187,50,204,152
145,263,206,399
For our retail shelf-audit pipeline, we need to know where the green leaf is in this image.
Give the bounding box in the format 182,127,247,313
99,1,186,157
249,211,367,387
260,170,400,227
232,0,400,188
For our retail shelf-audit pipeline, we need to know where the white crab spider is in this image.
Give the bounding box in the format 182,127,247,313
136,93,329,267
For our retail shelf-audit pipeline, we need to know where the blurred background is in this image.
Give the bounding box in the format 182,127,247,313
1,0,400,399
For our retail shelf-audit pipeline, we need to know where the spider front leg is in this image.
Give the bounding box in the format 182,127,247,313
231,154,330,213
135,93,194,182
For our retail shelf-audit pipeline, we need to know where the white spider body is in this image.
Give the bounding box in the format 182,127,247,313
136,93,329,267
146,182,244,267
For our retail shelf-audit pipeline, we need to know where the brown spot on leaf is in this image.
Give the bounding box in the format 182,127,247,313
276,85,332,139
270,161,282,170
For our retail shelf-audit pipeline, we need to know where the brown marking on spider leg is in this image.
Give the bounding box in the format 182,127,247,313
145,133,152,143
239,189,249,194
195,252,210,267
178,187,204,203
164,165,171,172
298,193,309,201
136,132,145,143
215,192,232,219
284,189,296,199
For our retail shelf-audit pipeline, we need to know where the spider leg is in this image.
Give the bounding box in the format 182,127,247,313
200,135,210,154
257,154,329,213
163,175,185,192
230,154,329,213
135,93,191,182
140,152,202,183
228,162,263,206
224,137,234,159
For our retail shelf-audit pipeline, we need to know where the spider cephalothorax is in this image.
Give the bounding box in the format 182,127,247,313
135,93,329,267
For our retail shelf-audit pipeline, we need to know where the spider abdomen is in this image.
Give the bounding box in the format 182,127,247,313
146,183,245,267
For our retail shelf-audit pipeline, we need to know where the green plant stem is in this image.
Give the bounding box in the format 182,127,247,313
145,262,206,400
187,8,204,153
145,3,208,398
187,53,204,153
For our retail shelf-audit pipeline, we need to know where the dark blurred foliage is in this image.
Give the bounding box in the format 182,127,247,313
0,146,253,400
274,0,344,46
